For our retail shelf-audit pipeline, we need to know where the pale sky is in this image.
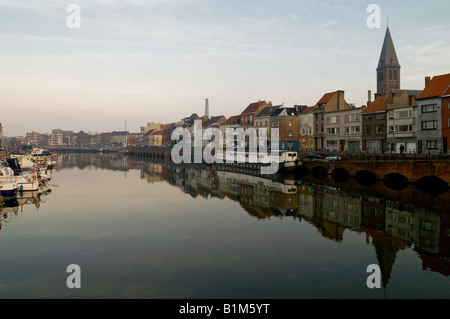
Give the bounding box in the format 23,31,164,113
1,0,449,136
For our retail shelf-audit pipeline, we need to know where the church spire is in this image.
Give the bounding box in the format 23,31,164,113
377,27,401,95
377,27,400,70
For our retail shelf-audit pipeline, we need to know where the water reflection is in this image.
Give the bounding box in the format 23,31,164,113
140,159,449,283
1,190,51,231
51,154,450,285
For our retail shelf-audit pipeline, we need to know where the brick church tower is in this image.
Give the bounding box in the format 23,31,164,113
376,27,401,95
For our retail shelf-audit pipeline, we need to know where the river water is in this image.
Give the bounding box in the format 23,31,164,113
0,153,448,299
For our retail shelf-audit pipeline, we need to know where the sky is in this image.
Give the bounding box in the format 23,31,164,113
1,0,449,137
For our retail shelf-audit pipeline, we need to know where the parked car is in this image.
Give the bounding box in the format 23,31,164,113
324,154,344,161
306,152,326,160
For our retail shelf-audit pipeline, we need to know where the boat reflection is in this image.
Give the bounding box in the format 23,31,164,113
0,190,52,231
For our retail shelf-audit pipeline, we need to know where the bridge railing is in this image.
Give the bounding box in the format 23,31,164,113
297,149,450,162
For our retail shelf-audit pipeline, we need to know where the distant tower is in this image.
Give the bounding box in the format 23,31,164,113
376,27,401,95
205,98,209,117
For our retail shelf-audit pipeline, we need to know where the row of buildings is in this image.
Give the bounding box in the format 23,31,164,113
138,27,450,154
15,27,450,154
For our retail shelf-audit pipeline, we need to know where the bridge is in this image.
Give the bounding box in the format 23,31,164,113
300,158,450,188
128,147,450,188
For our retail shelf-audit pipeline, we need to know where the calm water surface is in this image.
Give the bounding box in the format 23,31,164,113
0,153,448,299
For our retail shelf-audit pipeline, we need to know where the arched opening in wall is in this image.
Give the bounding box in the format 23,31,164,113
332,168,350,183
383,173,409,190
416,176,448,196
312,166,328,180
355,170,377,186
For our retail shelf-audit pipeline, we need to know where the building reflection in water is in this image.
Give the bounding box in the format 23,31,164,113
139,158,450,288
48,154,450,287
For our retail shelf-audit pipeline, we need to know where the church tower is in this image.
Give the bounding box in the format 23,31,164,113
376,27,401,95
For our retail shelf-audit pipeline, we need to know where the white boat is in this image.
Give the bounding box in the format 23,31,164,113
212,150,301,174
0,181,18,199
0,167,39,192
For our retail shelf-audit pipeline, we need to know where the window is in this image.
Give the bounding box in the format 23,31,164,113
309,127,312,134
345,114,360,122
388,111,394,120
327,116,339,124
364,126,371,135
327,140,337,146
422,121,437,130
389,70,392,80
426,141,438,150
276,121,280,127
422,104,437,113
375,114,384,120
393,70,397,80
272,121,275,127
420,220,436,231
289,131,293,137
345,126,360,134
395,125,413,133
289,120,293,127
365,115,373,121
302,128,305,135
376,125,384,135
389,126,394,133
265,120,268,126
327,127,339,135
397,110,413,119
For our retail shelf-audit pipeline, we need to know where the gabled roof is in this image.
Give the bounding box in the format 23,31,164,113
221,115,240,126
377,27,400,70
365,94,392,113
417,73,450,100
256,105,281,118
316,92,337,106
302,106,315,114
240,100,271,115
203,115,226,127
272,107,299,117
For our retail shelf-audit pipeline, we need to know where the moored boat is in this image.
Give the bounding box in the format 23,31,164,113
0,182,18,200
0,167,39,192
212,150,301,174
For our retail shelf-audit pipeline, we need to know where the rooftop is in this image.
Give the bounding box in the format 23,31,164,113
417,73,450,100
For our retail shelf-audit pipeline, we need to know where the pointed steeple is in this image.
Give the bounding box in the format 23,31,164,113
376,27,401,95
377,27,400,70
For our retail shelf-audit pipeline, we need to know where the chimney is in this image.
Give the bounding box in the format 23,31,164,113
205,98,209,118
425,76,431,88
409,95,415,106
337,90,345,110
368,90,372,104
